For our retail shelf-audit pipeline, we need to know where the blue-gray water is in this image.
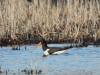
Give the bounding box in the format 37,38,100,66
0,44,100,75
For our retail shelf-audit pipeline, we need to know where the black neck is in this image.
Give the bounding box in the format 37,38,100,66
42,43,48,51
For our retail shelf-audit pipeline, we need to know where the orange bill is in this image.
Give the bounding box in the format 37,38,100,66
34,42,42,49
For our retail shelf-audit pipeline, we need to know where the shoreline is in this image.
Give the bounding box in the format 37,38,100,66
0,37,100,47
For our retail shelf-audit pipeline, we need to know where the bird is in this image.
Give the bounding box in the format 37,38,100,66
34,39,73,56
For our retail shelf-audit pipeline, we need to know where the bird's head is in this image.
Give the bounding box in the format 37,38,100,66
34,39,47,49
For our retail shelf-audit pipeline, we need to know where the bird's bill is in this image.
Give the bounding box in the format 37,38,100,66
34,42,42,49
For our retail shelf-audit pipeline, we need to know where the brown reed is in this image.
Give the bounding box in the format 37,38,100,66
0,0,100,44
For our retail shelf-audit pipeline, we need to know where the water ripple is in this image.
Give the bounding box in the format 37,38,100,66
0,44,100,75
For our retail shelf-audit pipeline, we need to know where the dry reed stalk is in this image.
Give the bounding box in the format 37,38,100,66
0,0,100,43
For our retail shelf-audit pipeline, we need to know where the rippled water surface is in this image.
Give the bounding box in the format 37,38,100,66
0,44,100,75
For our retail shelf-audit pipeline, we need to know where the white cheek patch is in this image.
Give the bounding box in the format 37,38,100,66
52,50,66,55
44,49,50,55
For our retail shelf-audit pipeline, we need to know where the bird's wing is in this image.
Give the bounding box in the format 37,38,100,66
48,46,73,54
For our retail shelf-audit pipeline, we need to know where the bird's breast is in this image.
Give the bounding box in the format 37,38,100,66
44,49,50,55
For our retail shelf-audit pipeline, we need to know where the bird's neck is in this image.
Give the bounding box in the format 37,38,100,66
42,43,48,51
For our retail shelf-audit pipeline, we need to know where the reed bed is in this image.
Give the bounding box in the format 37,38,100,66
0,0,100,44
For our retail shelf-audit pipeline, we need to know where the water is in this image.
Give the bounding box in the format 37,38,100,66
0,44,100,75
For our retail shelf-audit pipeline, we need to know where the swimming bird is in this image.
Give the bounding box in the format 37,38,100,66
34,39,73,56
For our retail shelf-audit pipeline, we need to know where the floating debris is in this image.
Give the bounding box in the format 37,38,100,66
0,71,2,73
12,46,20,50
37,70,42,74
21,68,42,74
25,46,26,50
21,68,27,74
0,66,2,73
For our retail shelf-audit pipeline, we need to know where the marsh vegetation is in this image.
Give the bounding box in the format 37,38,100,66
0,0,100,45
